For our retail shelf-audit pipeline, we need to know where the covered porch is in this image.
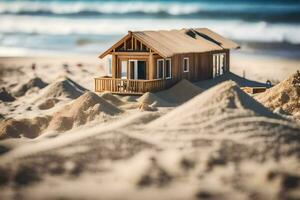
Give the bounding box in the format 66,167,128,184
95,52,167,94
94,77,166,95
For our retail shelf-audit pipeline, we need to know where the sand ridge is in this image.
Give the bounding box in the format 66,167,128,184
39,76,87,100
0,59,300,200
156,79,203,104
0,116,51,139
0,92,122,139
13,77,48,97
47,91,122,132
147,80,300,158
0,79,123,139
149,81,281,128
101,91,126,106
138,92,172,107
256,71,300,119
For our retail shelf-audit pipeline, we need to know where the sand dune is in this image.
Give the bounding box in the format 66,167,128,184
101,91,125,106
0,91,122,139
0,116,51,139
256,71,300,119
47,91,122,131
37,98,59,110
149,81,281,129
0,59,300,200
156,79,203,104
13,77,48,97
138,92,172,107
30,76,88,111
39,76,87,100
0,76,87,120
148,81,300,158
151,81,280,126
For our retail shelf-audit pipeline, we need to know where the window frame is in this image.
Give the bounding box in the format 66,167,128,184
121,60,128,79
212,53,226,78
165,58,172,79
183,57,189,72
157,59,165,79
107,56,112,76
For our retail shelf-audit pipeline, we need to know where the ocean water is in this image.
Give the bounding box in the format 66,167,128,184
0,0,300,56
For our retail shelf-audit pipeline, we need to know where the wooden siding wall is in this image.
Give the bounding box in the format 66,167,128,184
152,54,164,79
169,49,230,85
109,49,230,88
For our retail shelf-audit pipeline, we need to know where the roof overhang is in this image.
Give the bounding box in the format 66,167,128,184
99,32,132,59
99,31,168,59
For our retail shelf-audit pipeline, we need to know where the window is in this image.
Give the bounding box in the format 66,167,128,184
107,55,112,76
121,60,127,79
165,58,172,79
157,59,164,79
213,53,226,78
183,57,189,72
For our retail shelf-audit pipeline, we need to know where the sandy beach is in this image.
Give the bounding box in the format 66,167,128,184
231,52,300,84
0,52,300,200
1,0,300,199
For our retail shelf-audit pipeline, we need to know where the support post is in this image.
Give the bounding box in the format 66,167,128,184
149,53,154,80
112,54,117,78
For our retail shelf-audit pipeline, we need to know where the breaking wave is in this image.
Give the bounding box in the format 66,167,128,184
1,0,300,56
1,1,300,23
1,16,300,44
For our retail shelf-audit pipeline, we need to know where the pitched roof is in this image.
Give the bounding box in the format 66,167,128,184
100,28,239,58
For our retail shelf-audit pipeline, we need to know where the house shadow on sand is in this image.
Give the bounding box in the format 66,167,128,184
150,72,270,107
195,72,271,90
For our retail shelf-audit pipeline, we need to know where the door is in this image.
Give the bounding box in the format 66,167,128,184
213,55,217,78
129,60,137,79
121,60,127,79
220,54,226,75
137,61,146,80
213,53,226,78
129,60,147,80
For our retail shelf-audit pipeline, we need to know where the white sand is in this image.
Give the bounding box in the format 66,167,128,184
231,52,300,84
156,79,203,104
256,71,300,120
0,55,300,200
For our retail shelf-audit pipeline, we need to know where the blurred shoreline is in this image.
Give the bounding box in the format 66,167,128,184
1,40,300,63
1,0,300,58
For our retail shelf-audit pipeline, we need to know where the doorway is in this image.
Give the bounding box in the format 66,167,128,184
213,53,226,78
129,60,147,80
137,61,146,79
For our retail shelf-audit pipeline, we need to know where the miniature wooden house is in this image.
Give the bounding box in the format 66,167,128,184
95,28,239,94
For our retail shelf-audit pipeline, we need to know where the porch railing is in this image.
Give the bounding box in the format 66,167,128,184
95,77,166,94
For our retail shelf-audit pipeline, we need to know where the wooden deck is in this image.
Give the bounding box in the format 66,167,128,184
241,87,267,94
95,77,166,94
